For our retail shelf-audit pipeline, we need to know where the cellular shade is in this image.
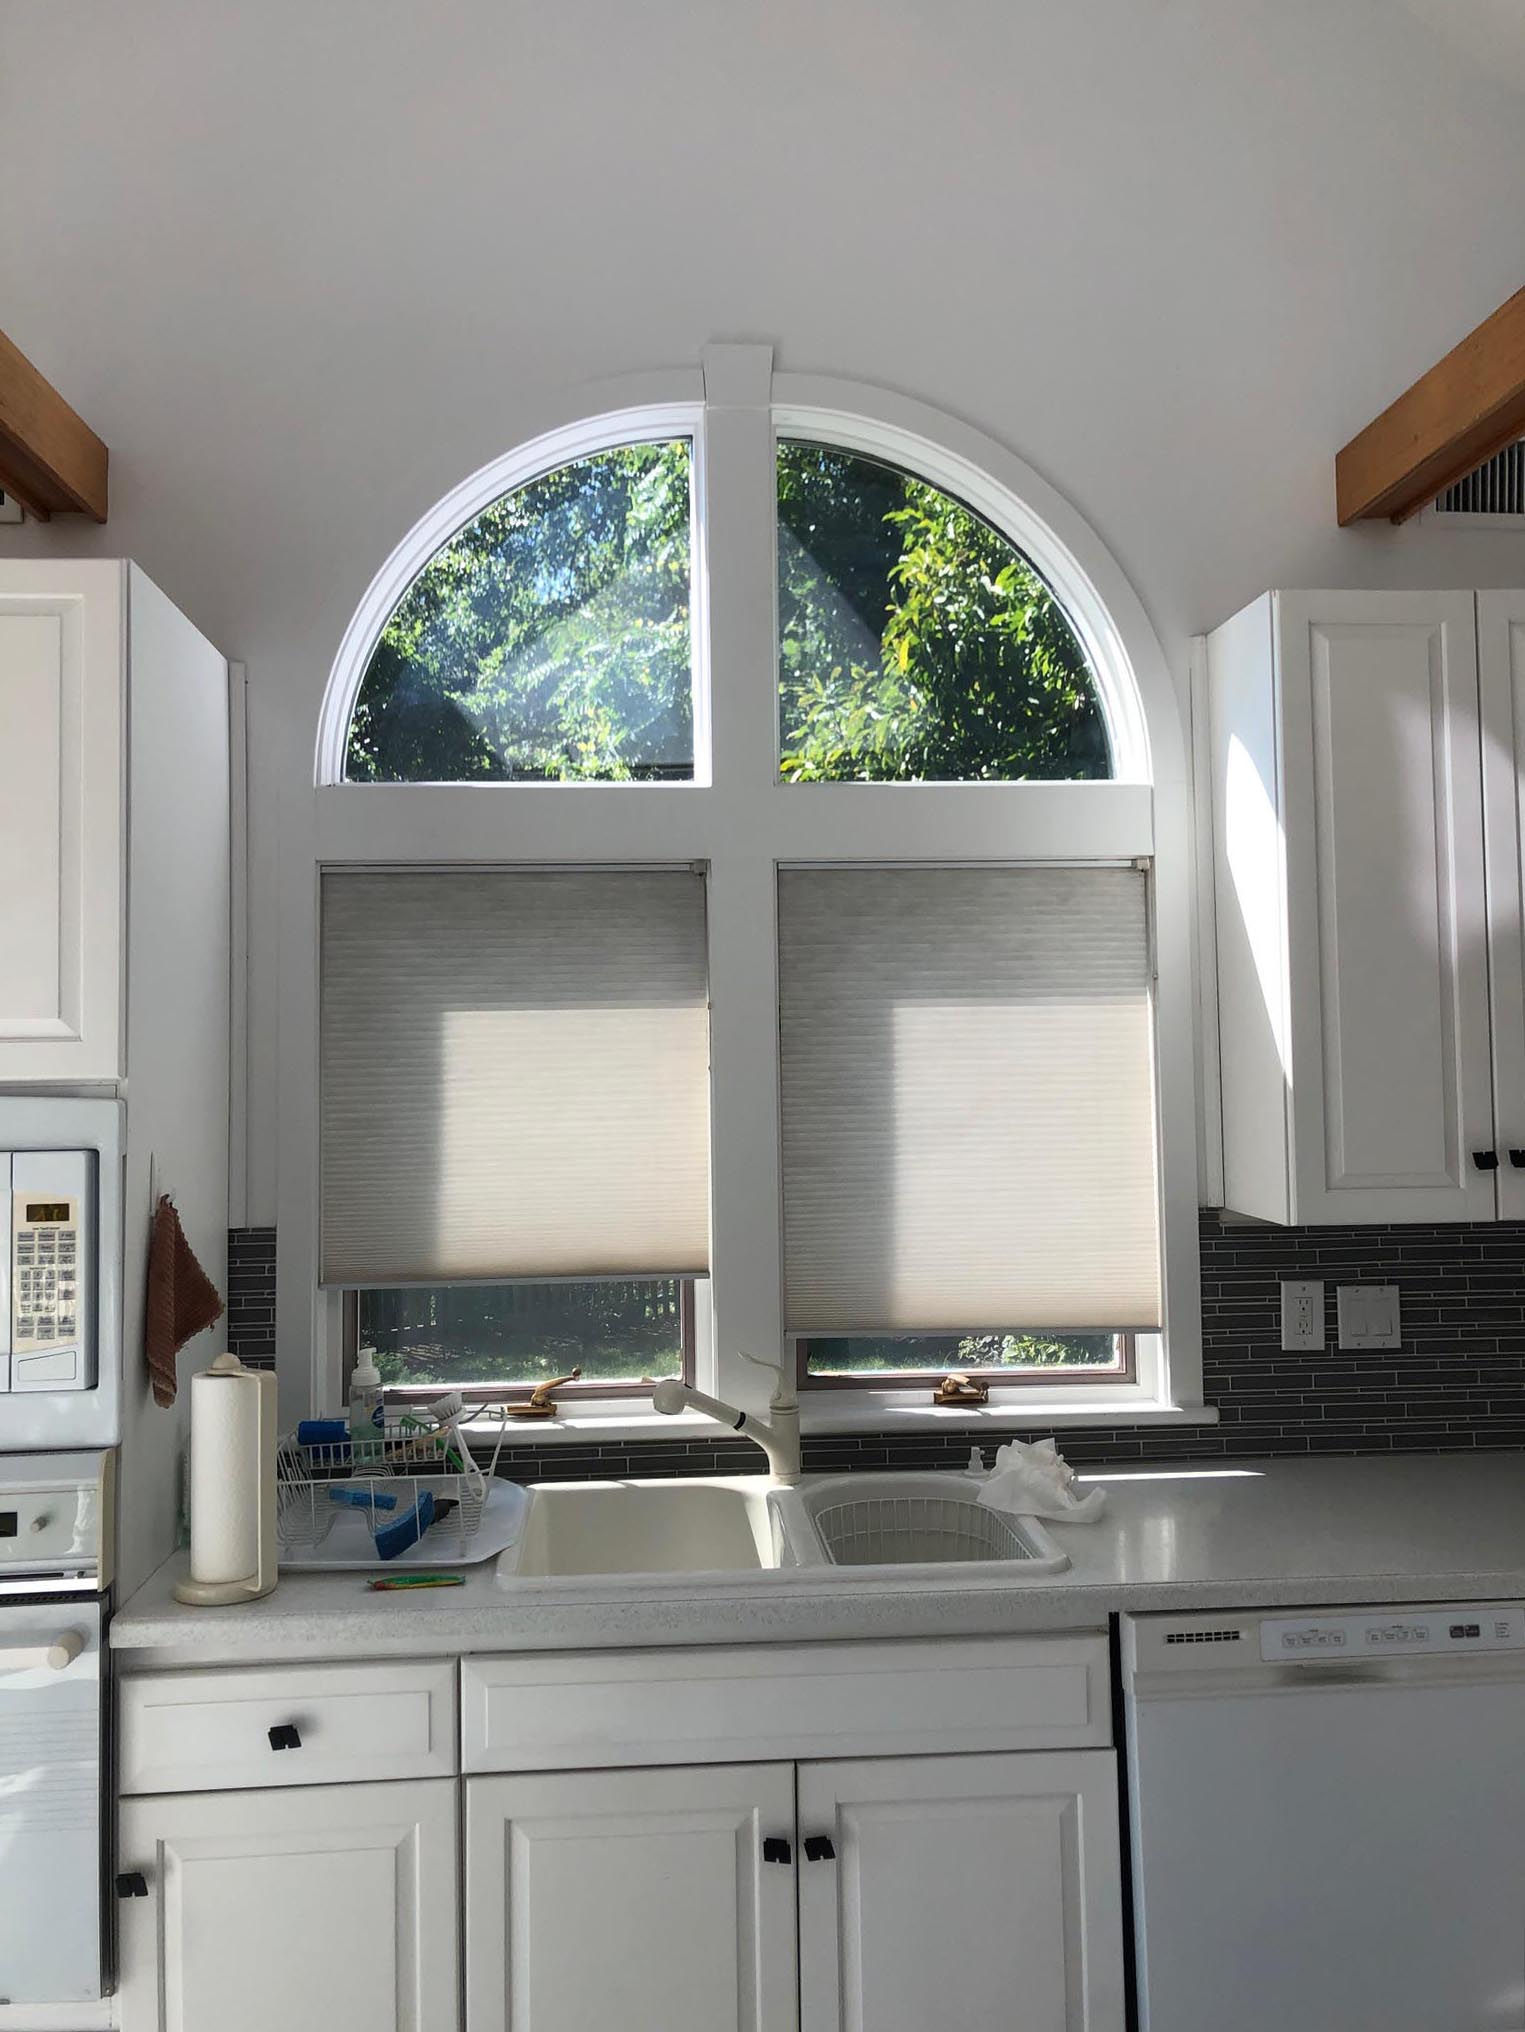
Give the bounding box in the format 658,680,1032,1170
320,869,709,1286
778,866,1160,1334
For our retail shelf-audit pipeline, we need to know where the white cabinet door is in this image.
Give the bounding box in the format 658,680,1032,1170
797,1750,1125,2032
465,1761,798,2032
0,562,123,1082
117,1778,459,2032
1277,592,1495,1221
1478,592,1525,1218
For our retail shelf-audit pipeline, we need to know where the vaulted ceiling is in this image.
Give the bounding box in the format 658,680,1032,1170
1391,0,1525,91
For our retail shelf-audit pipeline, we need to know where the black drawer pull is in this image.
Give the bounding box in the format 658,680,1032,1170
762,1836,792,1865
115,1871,149,1899
804,1834,837,1862
1509,1150,1525,1169
1474,1149,1500,1171
268,1724,302,1751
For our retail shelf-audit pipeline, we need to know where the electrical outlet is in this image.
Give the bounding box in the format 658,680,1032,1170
1280,1280,1324,1351
1337,1283,1401,1350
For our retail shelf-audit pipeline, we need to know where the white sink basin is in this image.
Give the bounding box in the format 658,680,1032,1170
773,1472,1070,1574
502,1477,779,1578
495,1469,1070,1581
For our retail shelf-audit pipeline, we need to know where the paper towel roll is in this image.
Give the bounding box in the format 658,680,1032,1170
188,1360,262,1584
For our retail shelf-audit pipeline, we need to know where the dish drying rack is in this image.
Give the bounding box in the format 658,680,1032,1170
276,1396,511,1564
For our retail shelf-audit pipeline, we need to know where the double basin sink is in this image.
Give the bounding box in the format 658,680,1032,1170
499,1471,1069,1581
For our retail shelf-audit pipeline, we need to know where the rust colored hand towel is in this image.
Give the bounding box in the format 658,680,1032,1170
145,1194,224,1408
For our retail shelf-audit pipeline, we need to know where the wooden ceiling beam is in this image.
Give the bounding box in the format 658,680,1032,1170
0,327,108,523
1336,286,1525,526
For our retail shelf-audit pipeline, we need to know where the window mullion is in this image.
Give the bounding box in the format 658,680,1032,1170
700,346,788,1407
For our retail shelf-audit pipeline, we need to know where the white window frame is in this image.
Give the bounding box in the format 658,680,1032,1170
283,346,1206,1440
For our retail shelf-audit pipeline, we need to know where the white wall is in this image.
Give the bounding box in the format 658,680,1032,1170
4,0,1525,1222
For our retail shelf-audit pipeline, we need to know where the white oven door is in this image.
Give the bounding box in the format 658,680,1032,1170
0,1599,102,2004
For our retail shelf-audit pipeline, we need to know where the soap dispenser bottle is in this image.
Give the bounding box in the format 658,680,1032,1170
348,1346,385,1462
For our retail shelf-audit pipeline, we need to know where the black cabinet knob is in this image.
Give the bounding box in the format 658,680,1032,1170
1474,1150,1500,1171
268,1724,302,1751
803,1834,837,1862
762,1836,792,1865
115,1871,149,1899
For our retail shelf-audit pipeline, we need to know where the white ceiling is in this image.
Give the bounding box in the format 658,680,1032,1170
1390,0,1525,92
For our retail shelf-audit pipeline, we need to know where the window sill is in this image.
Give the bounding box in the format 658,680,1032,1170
458,1406,745,1447
800,1394,1219,1434
459,1397,1219,1448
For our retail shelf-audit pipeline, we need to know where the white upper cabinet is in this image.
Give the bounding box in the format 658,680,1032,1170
1478,592,1525,1219
0,561,226,1089
0,561,124,1081
1208,591,1498,1224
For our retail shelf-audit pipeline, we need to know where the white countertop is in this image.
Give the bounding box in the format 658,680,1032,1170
112,1453,1525,1666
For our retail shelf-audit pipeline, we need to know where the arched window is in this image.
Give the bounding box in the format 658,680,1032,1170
776,441,1112,784
330,427,1127,790
346,440,696,783
308,357,1199,1425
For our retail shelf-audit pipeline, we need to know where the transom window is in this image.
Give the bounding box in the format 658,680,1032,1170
312,365,1193,1417
347,440,695,784
777,441,1112,783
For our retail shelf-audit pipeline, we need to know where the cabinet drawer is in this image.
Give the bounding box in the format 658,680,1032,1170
462,1633,1110,1773
118,1658,457,1794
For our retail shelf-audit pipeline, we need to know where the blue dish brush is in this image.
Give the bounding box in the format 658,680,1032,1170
374,1489,436,1561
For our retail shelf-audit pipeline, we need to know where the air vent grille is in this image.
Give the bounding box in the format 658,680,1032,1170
1435,441,1525,519
1163,1628,1243,1645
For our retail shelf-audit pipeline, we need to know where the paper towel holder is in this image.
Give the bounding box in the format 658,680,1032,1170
173,1352,278,1606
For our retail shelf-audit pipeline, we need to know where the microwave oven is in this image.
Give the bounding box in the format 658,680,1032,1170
0,1097,122,1450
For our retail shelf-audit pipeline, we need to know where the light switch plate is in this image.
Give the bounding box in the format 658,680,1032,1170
1337,1283,1401,1350
1280,1280,1324,1351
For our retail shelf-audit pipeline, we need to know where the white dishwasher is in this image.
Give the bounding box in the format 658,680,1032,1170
1123,1602,1525,2032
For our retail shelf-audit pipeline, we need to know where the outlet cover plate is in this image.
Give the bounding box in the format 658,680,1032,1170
1280,1280,1324,1351
1337,1283,1401,1350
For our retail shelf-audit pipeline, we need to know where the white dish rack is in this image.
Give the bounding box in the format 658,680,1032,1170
276,1399,520,1568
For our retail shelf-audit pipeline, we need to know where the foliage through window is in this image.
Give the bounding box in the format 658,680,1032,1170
346,442,693,782
777,442,1111,782
357,1279,690,1394
802,1333,1130,1384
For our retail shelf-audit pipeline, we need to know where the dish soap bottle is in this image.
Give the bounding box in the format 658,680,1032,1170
348,1346,385,1464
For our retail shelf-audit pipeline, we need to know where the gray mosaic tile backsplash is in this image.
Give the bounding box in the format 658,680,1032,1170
227,1227,276,1371
226,1214,1525,1473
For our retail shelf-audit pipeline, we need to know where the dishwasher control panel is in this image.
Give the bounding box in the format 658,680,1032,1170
1261,1605,1525,1661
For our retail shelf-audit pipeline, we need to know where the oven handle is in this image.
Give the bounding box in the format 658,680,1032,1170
0,1630,87,1672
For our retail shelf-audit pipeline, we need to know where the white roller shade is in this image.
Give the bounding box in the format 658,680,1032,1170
320,869,710,1286
778,866,1160,1334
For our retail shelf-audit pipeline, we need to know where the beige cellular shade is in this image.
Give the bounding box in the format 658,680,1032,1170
778,866,1161,1335
320,869,710,1286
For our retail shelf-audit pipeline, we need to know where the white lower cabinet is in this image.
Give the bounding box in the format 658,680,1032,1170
115,1640,1124,2032
462,1750,1124,2032
116,1777,460,2032
797,1750,1125,2032
464,1761,800,2032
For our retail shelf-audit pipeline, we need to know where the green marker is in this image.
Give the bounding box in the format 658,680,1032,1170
367,1572,465,1591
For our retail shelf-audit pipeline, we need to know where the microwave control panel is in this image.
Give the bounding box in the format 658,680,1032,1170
0,1152,95,1395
